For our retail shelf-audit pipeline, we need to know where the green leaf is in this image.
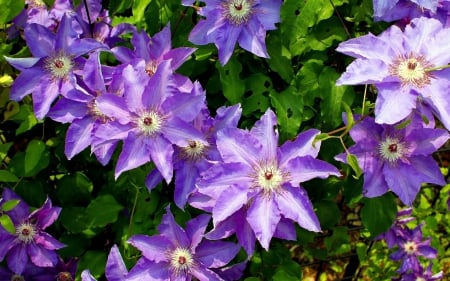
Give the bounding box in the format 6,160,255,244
315,200,341,229
25,140,46,175
360,193,397,237
346,153,362,179
0,214,15,234
270,86,304,142
356,242,368,262
242,73,271,116
56,172,93,207
9,150,50,177
273,260,302,281
59,207,88,233
0,0,25,24
266,31,294,82
132,0,152,29
11,104,38,135
1,199,21,212
0,170,19,182
85,194,123,228
78,250,108,279
324,226,351,255
318,67,354,129
216,57,245,104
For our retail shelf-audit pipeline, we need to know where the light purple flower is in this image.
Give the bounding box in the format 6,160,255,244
335,115,449,205
5,14,106,119
373,0,439,21
0,189,65,274
112,25,195,77
94,60,206,181
146,104,243,209
127,206,241,281
48,52,119,164
336,17,450,130
81,244,128,281
184,0,282,65
377,208,415,248
193,108,340,252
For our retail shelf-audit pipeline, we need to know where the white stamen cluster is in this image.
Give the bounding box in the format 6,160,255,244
169,247,194,274
182,140,208,161
45,52,74,80
56,272,74,281
252,161,286,194
403,241,418,255
15,222,36,244
137,111,163,136
11,275,25,281
145,61,158,76
389,53,433,88
29,0,46,8
378,137,407,164
224,0,253,25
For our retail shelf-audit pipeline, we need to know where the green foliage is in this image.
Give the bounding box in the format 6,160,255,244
360,193,397,237
0,0,25,25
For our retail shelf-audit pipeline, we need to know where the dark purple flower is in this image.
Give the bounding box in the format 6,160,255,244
193,108,340,252
377,208,415,248
390,224,437,274
0,262,55,281
184,0,282,65
5,14,106,119
127,206,241,281
81,244,128,281
94,60,206,181
335,116,449,205
0,189,65,274
336,17,450,130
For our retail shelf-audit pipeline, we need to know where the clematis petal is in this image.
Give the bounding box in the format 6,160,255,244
247,195,280,250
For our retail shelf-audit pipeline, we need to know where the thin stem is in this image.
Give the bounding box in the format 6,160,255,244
83,0,94,38
329,0,351,38
361,84,368,115
425,64,450,72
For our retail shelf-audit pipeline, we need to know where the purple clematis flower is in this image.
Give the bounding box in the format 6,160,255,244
377,208,415,248
0,189,65,274
81,244,128,281
94,60,206,181
127,206,241,281
336,17,450,130
183,0,282,65
48,52,119,164
373,0,439,21
398,262,443,281
335,115,449,205
0,262,55,281
112,25,195,79
5,14,106,119
192,108,340,253
390,224,437,274
146,104,243,209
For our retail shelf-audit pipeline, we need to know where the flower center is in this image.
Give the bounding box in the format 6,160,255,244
45,53,73,80
56,272,73,281
145,61,158,76
137,111,163,136
170,247,194,274
87,100,110,123
389,54,433,88
16,222,36,244
403,241,418,255
378,137,406,164
253,162,285,193
29,0,46,8
224,0,253,25
11,275,25,281
181,140,208,161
